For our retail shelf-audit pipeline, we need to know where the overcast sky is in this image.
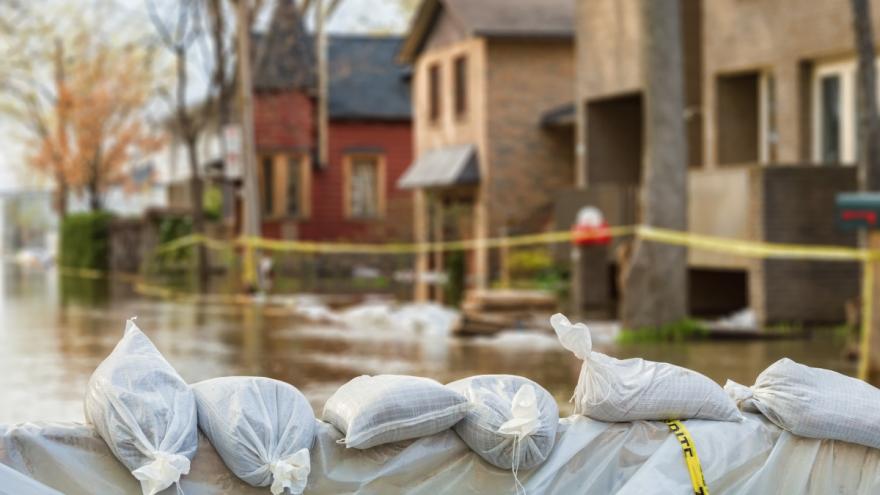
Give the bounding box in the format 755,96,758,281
0,0,414,193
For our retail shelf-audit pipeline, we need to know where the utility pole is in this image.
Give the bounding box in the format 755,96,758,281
237,0,261,289
53,38,68,218
315,0,327,167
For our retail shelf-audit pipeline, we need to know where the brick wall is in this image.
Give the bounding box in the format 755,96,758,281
752,166,859,324
254,90,315,151
486,39,575,237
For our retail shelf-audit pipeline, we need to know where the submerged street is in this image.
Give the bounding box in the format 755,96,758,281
0,262,857,424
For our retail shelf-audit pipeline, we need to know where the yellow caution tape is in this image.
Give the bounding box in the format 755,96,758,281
636,225,875,262
666,419,709,495
150,225,879,260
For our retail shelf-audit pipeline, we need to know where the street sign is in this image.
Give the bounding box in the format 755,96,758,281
223,124,243,179
836,192,880,230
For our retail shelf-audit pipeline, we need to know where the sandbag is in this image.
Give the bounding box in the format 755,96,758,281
322,374,469,449
192,377,316,495
447,375,558,470
550,313,741,422
84,318,198,495
725,357,880,449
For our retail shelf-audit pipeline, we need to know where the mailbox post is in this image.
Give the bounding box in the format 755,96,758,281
836,192,880,382
570,207,612,319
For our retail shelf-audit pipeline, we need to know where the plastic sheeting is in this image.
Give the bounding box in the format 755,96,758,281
3,413,880,494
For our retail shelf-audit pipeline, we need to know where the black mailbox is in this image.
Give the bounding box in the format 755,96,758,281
836,192,880,230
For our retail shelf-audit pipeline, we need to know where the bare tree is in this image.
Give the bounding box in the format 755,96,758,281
621,0,689,330
851,0,880,191
147,0,210,291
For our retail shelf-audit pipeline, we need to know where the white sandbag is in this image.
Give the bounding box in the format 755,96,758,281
725,357,880,449
84,318,198,495
447,375,559,471
192,377,316,495
322,375,469,449
550,313,741,422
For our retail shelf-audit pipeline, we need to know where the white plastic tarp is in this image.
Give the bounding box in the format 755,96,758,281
2,413,880,494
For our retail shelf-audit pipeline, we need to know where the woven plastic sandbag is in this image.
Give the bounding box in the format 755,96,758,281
192,377,316,495
550,313,742,422
447,375,558,470
725,358,880,449
322,375,470,449
84,318,197,495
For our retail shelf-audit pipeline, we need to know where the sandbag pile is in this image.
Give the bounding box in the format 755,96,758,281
447,375,559,471
550,313,742,422
725,358,880,450
84,318,198,495
193,377,316,495
78,314,880,495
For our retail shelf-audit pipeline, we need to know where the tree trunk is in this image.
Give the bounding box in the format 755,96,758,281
851,0,880,191
621,0,689,330
54,175,68,218
186,136,209,292
88,160,101,211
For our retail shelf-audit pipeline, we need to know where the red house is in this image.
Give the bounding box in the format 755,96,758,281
252,1,413,242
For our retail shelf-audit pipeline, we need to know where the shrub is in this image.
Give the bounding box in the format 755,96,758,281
59,212,113,270
617,318,710,343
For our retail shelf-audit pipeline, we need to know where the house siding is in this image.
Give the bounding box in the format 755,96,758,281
298,121,413,241
254,90,413,242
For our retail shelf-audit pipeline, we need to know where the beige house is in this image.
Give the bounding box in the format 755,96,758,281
398,0,575,301
575,0,872,324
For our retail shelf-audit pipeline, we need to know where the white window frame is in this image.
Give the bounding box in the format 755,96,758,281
812,60,857,165
758,71,776,164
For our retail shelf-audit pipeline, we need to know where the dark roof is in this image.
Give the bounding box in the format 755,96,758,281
400,0,575,62
254,0,315,91
254,1,411,120
328,36,411,120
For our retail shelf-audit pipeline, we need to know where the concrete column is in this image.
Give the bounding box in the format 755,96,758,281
413,189,429,301
571,243,612,318
474,184,489,291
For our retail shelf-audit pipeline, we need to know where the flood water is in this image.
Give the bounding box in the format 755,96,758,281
0,263,857,424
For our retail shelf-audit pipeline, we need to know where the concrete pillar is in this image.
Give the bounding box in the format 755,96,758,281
572,244,612,318
413,189,429,301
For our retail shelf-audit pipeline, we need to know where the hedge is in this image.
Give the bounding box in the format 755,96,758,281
59,211,113,270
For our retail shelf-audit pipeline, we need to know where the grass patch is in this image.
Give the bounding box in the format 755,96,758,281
617,318,710,343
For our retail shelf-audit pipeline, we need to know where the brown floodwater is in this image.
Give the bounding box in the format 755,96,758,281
0,263,857,424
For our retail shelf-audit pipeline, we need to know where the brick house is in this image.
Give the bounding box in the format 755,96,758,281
252,0,412,242
398,0,575,301
572,0,867,324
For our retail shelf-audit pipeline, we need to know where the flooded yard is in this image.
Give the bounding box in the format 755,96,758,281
0,263,857,424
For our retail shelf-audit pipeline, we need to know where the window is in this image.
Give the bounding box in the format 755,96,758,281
820,74,842,163
286,156,301,217
429,63,441,122
812,60,858,165
345,154,385,219
261,156,273,216
454,55,468,118
259,154,310,218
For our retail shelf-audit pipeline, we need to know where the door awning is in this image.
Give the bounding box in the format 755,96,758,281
397,144,480,189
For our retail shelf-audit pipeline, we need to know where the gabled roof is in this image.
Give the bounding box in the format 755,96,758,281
253,2,411,120
399,0,575,63
328,36,411,120
253,0,315,92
